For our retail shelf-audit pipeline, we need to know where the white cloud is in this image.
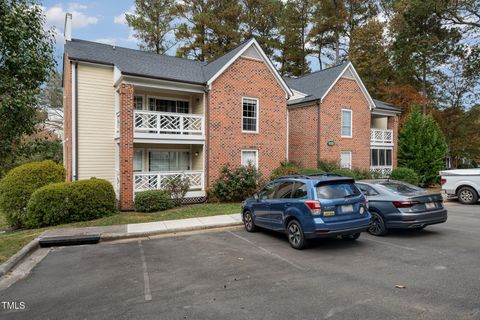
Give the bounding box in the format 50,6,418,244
42,3,98,30
114,5,135,25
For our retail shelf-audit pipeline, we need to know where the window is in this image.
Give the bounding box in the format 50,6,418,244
134,149,144,172
275,182,294,198
357,184,379,196
379,182,422,195
341,109,352,137
340,151,352,169
316,182,361,199
292,182,308,199
134,96,144,110
148,97,189,113
241,150,258,168
371,148,392,167
258,182,278,200
242,97,258,132
148,150,190,172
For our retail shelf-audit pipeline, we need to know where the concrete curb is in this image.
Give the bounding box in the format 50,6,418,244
101,221,243,241
0,238,39,278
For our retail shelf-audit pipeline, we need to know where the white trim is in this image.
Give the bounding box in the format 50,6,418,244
241,96,259,133
121,75,206,93
372,109,400,116
134,94,145,110
341,109,353,138
241,149,259,169
340,151,352,169
206,39,293,97
133,148,145,172
71,62,77,180
320,63,376,110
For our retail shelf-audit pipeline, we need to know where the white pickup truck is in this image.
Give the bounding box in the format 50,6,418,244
440,169,480,204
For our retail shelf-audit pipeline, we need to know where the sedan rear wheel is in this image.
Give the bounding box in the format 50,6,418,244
368,212,387,236
457,187,478,205
287,220,307,250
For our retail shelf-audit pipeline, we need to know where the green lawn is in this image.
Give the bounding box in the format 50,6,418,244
0,202,241,265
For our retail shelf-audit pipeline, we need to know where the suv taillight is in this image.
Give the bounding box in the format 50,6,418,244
305,200,321,215
392,201,418,208
441,178,446,185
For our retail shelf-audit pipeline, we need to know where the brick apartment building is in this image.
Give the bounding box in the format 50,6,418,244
62,17,400,210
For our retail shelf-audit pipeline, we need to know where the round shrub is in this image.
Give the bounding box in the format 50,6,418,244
211,164,262,202
389,167,419,186
135,190,175,212
270,161,301,179
26,178,116,228
0,160,65,228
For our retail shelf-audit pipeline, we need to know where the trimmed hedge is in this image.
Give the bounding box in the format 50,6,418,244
0,160,65,228
390,167,419,186
210,164,262,202
26,178,116,228
135,190,175,212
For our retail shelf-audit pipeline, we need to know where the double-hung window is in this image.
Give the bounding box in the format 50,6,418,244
242,97,258,132
241,150,258,168
341,109,352,137
134,96,144,110
340,151,352,169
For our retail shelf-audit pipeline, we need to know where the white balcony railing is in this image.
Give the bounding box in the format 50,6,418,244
134,110,204,139
371,129,393,145
370,166,393,178
134,171,204,192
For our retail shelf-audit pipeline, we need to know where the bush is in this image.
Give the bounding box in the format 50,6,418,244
135,190,175,213
332,168,356,178
26,178,116,228
299,168,325,175
351,168,372,180
317,158,340,172
389,167,419,185
270,161,301,179
210,164,262,202
0,160,65,228
164,175,190,205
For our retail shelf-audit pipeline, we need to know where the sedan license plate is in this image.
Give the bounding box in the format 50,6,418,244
425,202,436,210
341,204,354,213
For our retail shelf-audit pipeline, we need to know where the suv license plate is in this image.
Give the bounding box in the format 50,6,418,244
425,202,435,209
342,204,354,213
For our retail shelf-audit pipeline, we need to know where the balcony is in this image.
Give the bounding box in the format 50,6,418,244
371,129,393,146
370,166,392,178
134,171,204,192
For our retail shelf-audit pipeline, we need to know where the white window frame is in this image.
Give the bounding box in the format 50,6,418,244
134,95,145,110
241,149,259,169
341,109,353,138
340,151,352,169
133,148,144,172
242,97,259,133
370,147,393,167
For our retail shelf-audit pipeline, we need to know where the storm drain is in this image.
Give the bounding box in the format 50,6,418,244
39,235,101,247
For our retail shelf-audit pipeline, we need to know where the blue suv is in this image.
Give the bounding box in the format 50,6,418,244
241,174,372,249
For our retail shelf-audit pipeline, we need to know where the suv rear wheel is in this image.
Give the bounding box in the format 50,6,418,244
457,186,478,204
243,211,256,232
287,220,307,249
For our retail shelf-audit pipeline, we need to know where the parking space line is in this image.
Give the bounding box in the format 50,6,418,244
228,231,307,271
363,237,416,251
138,240,152,301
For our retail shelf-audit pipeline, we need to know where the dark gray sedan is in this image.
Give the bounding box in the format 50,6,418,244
356,180,447,236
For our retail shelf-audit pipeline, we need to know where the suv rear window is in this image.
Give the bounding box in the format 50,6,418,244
316,182,361,199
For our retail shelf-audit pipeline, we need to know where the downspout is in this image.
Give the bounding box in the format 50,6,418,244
204,89,209,190
317,100,321,164
72,62,78,181
286,108,289,161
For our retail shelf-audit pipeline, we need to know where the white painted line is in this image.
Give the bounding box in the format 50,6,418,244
363,237,416,251
138,240,152,301
228,231,306,271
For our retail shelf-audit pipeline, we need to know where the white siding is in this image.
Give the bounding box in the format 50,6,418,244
241,45,262,60
77,64,116,185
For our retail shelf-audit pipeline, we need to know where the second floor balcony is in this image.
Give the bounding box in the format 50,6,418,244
371,128,393,146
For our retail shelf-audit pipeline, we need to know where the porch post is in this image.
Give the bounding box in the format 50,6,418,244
388,116,399,168
119,84,135,210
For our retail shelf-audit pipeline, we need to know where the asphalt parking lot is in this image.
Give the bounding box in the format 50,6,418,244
1,202,479,320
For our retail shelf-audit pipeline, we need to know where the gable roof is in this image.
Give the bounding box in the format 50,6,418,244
65,38,292,96
65,39,206,84
285,62,376,110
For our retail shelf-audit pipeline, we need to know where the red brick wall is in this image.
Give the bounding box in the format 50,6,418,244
63,55,72,181
119,84,134,210
388,116,399,167
288,103,318,168
207,57,287,185
318,78,372,170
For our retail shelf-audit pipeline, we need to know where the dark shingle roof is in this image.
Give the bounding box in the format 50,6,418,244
373,99,401,112
202,39,253,81
65,39,207,84
284,62,349,106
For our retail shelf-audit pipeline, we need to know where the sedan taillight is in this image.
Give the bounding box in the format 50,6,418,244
392,201,418,208
305,200,321,215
